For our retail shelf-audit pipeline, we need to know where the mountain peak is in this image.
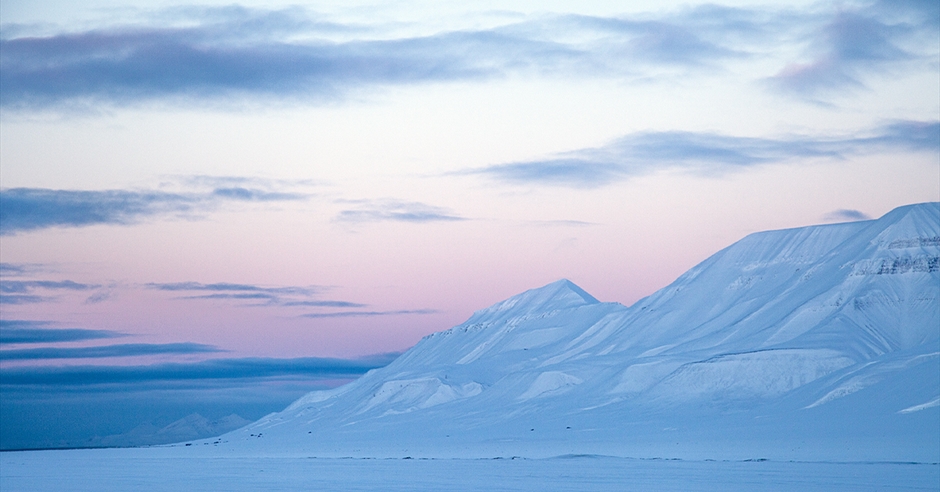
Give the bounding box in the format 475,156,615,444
468,279,600,321
869,202,940,246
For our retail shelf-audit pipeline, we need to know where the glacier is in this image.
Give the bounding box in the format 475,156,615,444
199,202,939,462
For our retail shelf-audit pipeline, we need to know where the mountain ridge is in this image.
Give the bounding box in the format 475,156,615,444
188,203,939,461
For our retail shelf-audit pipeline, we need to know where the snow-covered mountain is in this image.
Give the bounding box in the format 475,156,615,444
95,414,251,448
199,203,939,461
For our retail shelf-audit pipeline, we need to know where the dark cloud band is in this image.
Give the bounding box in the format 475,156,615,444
0,354,399,385
0,320,124,344
0,343,222,361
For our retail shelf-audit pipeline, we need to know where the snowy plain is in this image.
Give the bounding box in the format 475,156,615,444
2,449,938,492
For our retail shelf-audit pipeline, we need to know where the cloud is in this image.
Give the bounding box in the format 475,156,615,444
146,281,317,296
823,209,872,222
0,342,222,361
464,120,940,187
0,353,399,385
0,4,867,110
84,290,114,304
335,200,466,223
0,349,400,450
144,280,366,309
525,219,596,227
855,120,940,152
0,279,98,293
0,294,46,305
0,263,30,276
768,6,937,96
210,187,305,201
0,320,124,344
301,309,438,318
0,15,571,109
0,185,307,235
280,300,366,308
0,279,100,304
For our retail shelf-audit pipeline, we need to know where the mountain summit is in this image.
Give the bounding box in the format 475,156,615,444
466,278,600,323
197,203,939,461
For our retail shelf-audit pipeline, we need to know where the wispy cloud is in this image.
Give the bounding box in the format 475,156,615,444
5,3,926,109
0,342,222,361
146,281,317,296
301,309,437,318
768,2,938,96
0,320,124,344
822,208,872,222
335,200,466,223
0,279,100,304
145,281,365,308
0,263,31,276
0,10,574,110
464,120,940,188
0,183,307,235
524,219,596,227
281,300,366,308
0,353,399,385
0,280,98,293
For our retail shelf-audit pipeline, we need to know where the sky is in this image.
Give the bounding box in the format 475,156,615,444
1,0,938,448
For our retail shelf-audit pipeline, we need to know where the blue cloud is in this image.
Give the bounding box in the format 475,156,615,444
6,4,905,109
0,342,222,361
0,279,98,293
335,200,466,223
465,121,940,187
0,18,567,109
0,353,399,385
0,320,124,344
0,185,307,235
0,279,101,304
823,209,872,222
466,160,627,189
145,281,365,308
0,263,30,276
281,300,366,308
854,120,940,152
301,309,437,318
145,281,317,295
211,187,305,201
0,294,46,305
0,349,400,450
768,5,937,96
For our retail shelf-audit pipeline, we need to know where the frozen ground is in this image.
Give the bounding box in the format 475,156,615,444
2,449,937,492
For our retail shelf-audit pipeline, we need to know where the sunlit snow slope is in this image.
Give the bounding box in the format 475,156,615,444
206,203,939,461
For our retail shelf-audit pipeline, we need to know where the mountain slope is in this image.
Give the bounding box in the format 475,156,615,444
200,203,939,461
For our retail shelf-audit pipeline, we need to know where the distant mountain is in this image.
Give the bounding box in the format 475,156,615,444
199,203,939,461
98,413,250,447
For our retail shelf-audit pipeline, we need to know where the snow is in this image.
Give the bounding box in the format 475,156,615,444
3,203,938,489
1,450,937,492
178,203,939,464
518,371,583,400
